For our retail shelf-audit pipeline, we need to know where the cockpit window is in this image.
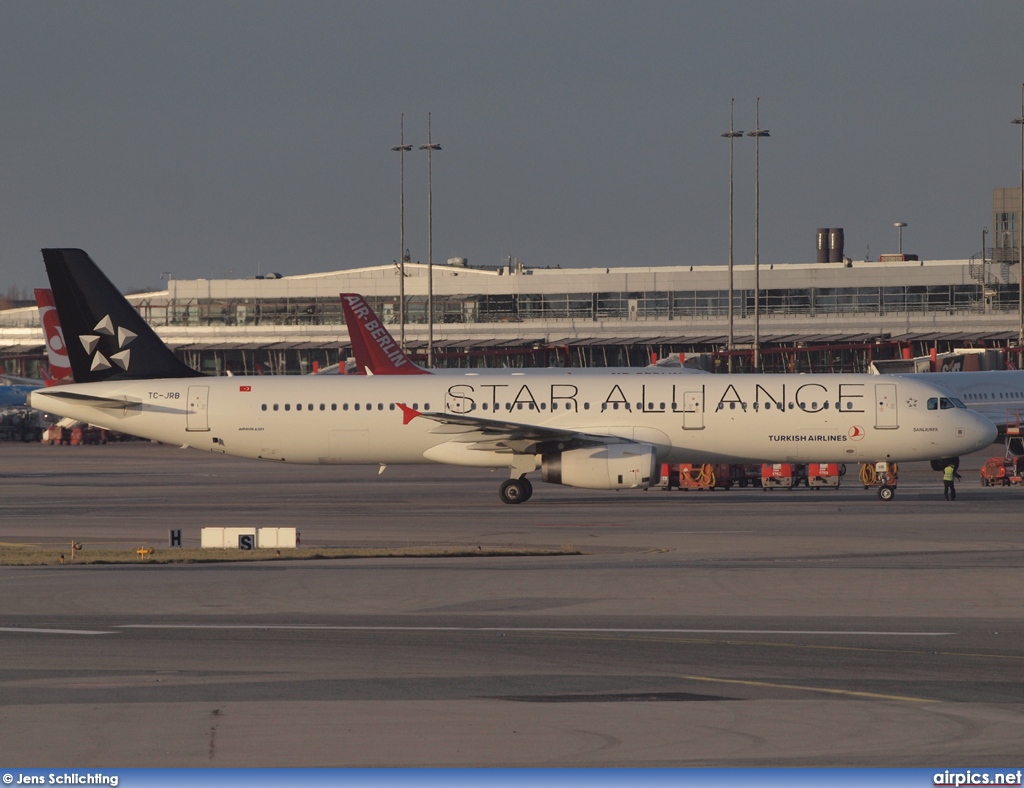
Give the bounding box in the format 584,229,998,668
928,396,966,410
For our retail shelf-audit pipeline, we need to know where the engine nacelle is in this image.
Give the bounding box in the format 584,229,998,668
541,444,656,490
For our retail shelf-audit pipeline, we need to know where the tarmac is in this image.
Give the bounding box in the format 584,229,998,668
1,441,1022,766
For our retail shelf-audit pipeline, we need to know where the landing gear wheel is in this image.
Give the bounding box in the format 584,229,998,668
877,484,895,501
518,476,533,502
500,478,530,504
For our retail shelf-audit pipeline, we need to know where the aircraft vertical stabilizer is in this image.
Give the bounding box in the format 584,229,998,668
42,248,202,382
340,293,430,375
34,288,73,385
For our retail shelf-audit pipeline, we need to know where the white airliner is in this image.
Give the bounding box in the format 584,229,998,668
31,249,997,503
902,371,1024,430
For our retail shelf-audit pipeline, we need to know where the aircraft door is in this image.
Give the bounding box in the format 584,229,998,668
874,383,898,429
186,385,210,432
683,390,705,430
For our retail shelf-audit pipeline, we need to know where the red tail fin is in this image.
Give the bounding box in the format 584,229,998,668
340,294,431,375
34,288,73,385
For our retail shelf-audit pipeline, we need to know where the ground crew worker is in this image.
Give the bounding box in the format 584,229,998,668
943,463,962,501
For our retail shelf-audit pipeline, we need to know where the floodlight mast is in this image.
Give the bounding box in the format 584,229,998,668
721,99,744,372
746,98,769,372
391,114,412,351
419,114,442,368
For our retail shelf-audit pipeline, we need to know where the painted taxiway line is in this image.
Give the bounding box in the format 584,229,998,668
680,674,937,703
0,627,114,635
115,625,954,636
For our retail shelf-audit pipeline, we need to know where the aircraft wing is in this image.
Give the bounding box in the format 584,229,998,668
399,403,629,454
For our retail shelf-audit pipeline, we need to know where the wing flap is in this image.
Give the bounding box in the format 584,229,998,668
402,405,629,452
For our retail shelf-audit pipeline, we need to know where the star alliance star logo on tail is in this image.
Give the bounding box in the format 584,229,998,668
79,314,137,372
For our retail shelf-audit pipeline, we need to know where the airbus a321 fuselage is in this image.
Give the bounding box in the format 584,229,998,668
31,249,997,504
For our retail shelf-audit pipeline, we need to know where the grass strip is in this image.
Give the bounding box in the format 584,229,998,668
0,544,581,566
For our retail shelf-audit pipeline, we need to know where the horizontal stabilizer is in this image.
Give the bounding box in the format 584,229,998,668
35,390,143,409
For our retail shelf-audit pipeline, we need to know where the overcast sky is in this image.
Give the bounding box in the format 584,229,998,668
1,1,1023,294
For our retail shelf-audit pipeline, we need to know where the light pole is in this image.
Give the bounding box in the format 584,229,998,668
419,113,441,368
391,114,412,351
747,98,769,371
894,222,907,256
1014,83,1024,353
721,99,744,373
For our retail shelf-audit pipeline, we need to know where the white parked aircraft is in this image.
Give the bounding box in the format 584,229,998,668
903,370,1024,429
31,249,997,503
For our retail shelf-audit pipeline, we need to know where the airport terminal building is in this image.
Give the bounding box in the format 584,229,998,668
1,247,1021,377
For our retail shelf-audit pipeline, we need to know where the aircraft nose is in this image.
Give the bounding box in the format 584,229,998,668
967,410,998,449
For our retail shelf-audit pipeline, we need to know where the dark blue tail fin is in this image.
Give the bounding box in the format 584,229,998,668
41,248,202,382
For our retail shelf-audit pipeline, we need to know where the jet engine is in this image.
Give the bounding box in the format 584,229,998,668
541,444,656,490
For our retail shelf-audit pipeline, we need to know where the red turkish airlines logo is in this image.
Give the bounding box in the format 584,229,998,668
848,425,865,441
39,304,71,372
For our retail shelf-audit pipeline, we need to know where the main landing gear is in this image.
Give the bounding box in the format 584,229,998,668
499,476,533,504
